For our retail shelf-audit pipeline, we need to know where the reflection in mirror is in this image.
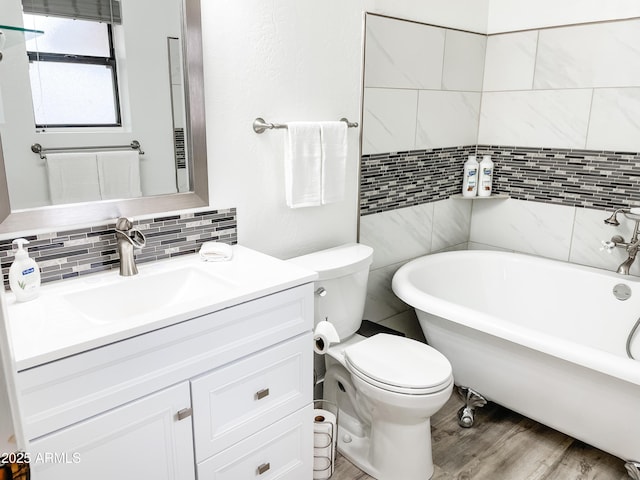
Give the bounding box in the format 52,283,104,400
0,0,208,234
167,36,190,193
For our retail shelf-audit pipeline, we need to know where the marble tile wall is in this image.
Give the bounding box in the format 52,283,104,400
360,198,471,326
469,198,640,276
472,17,640,276
479,18,640,152
359,16,640,333
362,14,485,155
360,14,486,334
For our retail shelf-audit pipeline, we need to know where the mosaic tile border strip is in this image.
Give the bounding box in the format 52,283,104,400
360,146,476,215
476,145,640,210
361,145,640,215
1,208,237,289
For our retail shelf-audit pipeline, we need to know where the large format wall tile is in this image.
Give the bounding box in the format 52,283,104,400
442,29,486,92
432,198,472,252
534,19,640,89
483,31,537,91
587,88,640,152
478,89,592,148
359,203,433,270
416,91,481,149
364,261,411,323
569,206,636,272
362,87,418,154
469,198,575,260
365,15,445,89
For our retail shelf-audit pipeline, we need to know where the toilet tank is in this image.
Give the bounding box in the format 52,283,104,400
288,243,373,340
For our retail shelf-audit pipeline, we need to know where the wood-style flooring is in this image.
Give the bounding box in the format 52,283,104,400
331,393,630,480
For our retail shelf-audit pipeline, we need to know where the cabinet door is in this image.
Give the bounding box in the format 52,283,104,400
29,383,195,480
0,290,26,452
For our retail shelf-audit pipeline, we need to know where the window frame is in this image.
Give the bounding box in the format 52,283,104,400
26,21,122,129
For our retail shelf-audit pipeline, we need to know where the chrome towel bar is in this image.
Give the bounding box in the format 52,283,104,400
31,140,144,159
253,117,358,134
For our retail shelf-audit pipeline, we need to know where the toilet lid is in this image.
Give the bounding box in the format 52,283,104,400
344,334,452,394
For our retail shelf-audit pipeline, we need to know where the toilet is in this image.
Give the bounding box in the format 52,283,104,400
289,243,453,480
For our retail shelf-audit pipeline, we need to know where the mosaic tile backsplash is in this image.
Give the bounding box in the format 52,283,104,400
477,145,640,211
361,145,640,215
1,208,237,289
360,146,475,215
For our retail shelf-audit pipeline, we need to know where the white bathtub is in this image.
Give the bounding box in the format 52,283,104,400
392,250,640,465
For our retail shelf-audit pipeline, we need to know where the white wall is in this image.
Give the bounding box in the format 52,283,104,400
366,0,489,33
202,0,485,259
487,0,640,33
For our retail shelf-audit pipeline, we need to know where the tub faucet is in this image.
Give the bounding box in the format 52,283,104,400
114,217,146,276
602,208,640,275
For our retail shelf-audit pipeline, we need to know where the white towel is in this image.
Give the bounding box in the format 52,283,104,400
96,151,142,200
199,241,233,262
45,152,101,205
284,122,322,208
319,121,348,204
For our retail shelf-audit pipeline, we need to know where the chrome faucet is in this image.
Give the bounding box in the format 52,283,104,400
114,217,146,276
602,208,640,275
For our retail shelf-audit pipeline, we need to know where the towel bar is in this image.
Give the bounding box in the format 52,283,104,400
31,140,144,159
253,117,358,134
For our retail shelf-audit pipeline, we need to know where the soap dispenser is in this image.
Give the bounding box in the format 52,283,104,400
9,238,41,302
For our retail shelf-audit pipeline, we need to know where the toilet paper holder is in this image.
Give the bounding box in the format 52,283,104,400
313,399,339,480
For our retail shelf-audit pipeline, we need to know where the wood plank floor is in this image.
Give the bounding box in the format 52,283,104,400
331,393,630,480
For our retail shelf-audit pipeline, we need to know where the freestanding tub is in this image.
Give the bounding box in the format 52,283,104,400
392,250,640,474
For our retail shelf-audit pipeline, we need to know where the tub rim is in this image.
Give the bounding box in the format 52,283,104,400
392,250,640,386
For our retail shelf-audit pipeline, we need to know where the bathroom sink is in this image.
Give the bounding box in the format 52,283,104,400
63,267,237,324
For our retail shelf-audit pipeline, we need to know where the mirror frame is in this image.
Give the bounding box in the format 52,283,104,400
0,0,208,236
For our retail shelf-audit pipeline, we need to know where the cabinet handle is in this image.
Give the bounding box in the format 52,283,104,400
255,388,270,400
176,407,192,421
257,462,270,475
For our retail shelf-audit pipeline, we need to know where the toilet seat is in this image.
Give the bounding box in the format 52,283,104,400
344,334,452,395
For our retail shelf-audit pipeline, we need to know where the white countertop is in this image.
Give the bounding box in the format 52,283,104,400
6,245,317,371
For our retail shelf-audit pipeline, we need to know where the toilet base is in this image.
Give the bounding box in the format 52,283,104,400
336,410,435,480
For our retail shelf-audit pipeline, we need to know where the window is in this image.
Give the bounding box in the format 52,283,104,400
23,13,121,128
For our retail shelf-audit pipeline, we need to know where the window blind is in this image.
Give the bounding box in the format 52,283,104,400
22,0,122,24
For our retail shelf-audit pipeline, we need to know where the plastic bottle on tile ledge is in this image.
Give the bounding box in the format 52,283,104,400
478,155,494,197
461,155,479,197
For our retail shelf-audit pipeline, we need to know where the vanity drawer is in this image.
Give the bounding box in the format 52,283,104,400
196,404,313,480
192,333,312,461
18,284,313,440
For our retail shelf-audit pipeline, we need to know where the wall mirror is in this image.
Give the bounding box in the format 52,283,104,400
0,0,208,235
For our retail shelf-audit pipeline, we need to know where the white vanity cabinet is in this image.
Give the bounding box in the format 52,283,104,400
29,382,196,480
15,282,315,480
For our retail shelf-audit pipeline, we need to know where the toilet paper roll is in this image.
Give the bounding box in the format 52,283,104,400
313,321,340,355
313,408,336,480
